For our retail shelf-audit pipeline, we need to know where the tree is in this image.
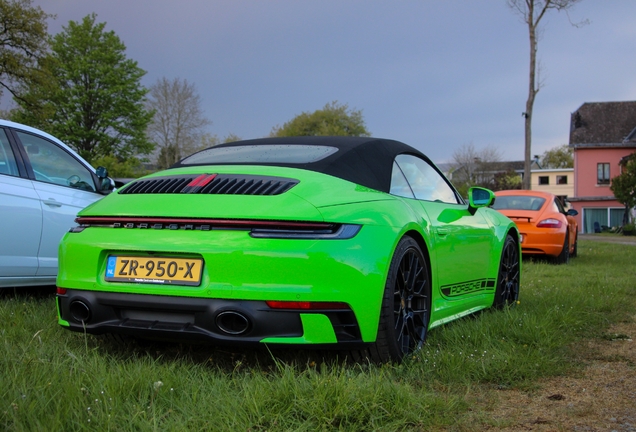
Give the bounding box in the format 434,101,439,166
219,132,241,143
450,142,503,195
493,169,523,191
91,154,148,178
507,0,583,189
198,132,241,148
271,101,370,137
14,14,153,165
540,144,573,168
610,153,636,225
0,0,52,104
146,77,211,169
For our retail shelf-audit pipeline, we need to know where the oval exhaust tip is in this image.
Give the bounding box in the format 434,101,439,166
216,311,250,335
69,300,91,323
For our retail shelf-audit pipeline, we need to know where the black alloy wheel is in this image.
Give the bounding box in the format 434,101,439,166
392,241,429,356
358,236,430,363
494,234,520,308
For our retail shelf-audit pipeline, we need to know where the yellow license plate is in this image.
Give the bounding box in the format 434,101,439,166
105,255,203,286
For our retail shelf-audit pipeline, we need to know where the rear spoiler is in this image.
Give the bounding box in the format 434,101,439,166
506,215,532,223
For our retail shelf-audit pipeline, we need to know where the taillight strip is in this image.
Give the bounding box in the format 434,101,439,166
71,217,361,239
75,216,332,229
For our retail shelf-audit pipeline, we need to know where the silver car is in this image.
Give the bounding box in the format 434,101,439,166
0,119,114,288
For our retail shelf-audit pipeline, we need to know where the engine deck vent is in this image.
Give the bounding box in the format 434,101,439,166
119,174,298,196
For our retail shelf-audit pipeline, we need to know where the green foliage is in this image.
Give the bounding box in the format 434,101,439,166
492,169,522,191
156,145,179,170
611,152,636,225
91,154,148,179
271,101,370,137
221,133,241,143
453,182,469,199
622,223,635,236
13,14,153,166
540,144,573,169
0,0,52,103
1,240,634,430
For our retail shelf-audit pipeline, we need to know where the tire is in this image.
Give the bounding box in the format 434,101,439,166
493,234,520,308
555,232,570,264
352,236,430,363
571,233,578,258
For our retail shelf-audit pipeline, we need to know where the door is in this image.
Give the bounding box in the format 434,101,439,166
0,129,42,278
14,130,103,276
392,155,495,318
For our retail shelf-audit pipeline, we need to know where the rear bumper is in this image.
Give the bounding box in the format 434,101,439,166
519,231,564,257
521,245,562,257
56,223,398,342
57,289,364,348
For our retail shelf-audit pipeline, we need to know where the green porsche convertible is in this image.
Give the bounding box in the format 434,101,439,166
56,136,520,363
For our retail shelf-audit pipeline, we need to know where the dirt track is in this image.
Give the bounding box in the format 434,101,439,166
486,317,636,431
481,234,636,431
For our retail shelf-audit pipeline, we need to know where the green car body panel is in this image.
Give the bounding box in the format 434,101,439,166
56,137,520,360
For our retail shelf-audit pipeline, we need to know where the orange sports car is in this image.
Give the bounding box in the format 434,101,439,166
492,190,578,264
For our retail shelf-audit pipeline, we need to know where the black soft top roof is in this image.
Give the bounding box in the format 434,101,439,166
173,136,433,193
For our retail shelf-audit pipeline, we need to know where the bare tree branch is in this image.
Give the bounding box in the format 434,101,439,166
506,0,583,189
146,77,211,168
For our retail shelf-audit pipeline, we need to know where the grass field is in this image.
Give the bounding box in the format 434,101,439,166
1,239,634,431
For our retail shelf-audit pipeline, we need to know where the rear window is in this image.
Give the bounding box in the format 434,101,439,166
180,144,338,165
493,195,546,211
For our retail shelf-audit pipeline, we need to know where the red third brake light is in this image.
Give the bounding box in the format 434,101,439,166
187,173,217,187
536,218,562,228
266,301,348,310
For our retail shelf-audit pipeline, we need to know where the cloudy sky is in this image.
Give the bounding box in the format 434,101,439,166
21,0,636,163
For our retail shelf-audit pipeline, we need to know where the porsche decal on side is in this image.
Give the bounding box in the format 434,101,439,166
440,279,497,298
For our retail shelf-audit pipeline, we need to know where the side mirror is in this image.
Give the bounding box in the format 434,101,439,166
96,166,109,178
567,209,579,216
95,166,114,193
468,187,495,215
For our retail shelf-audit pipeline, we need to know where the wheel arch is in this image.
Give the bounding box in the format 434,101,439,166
402,229,431,278
506,226,520,245
504,226,521,268
401,229,433,322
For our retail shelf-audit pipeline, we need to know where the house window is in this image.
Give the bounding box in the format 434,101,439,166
597,163,610,185
538,176,549,185
583,207,624,233
556,175,568,185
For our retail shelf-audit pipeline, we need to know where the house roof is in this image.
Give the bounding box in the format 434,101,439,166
569,101,636,148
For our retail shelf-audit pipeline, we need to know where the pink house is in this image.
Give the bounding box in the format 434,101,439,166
568,101,636,233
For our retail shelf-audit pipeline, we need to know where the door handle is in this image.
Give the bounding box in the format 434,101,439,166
435,227,450,236
43,199,62,207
